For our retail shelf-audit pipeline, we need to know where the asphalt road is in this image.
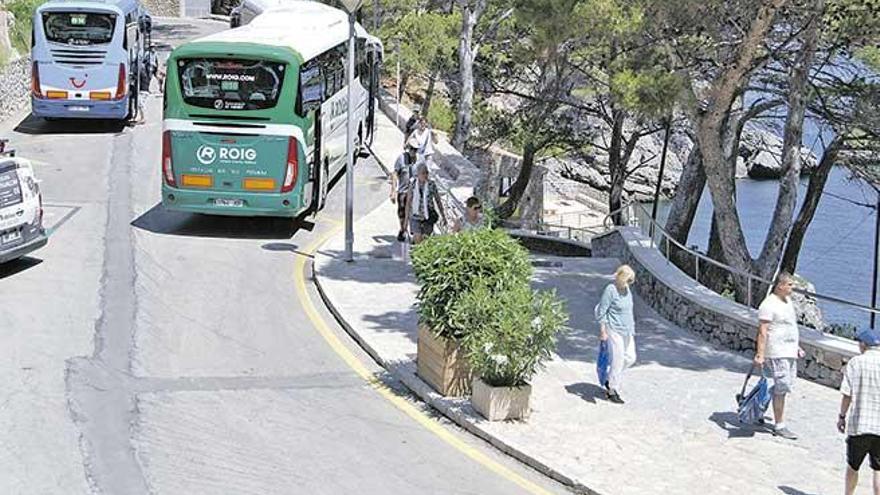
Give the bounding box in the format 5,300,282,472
0,18,568,495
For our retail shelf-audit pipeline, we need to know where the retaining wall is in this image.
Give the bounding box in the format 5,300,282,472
0,56,29,125
592,227,858,388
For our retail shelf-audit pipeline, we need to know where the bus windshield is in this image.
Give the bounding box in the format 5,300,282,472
177,58,286,111
42,12,116,46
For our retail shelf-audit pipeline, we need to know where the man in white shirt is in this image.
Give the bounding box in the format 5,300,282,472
754,272,805,440
838,327,880,495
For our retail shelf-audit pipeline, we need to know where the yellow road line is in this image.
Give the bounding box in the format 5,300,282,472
293,225,555,495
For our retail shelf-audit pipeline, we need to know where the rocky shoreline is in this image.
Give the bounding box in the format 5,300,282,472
551,124,819,203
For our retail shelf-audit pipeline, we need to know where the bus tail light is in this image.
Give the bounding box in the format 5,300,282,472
31,62,42,97
244,178,276,191
281,137,298,193
162,131,175,186
90,91,112,100
114,63,126,100
46,91,68,99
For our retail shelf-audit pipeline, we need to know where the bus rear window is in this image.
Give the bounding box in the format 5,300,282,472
42,12,116,46
177,58,286,111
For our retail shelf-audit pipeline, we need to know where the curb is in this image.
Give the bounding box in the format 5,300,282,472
310,246,602,495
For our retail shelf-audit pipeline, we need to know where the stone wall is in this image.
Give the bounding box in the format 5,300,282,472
592,227,858,388
142,0,182,17
0,56,29,125
470,148,545,226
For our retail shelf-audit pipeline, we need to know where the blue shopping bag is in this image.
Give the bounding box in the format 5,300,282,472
596,340,611,386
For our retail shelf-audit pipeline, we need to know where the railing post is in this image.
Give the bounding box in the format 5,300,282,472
747,277,753,307
695,255,700,283
665,236,670,263
567,226,572,239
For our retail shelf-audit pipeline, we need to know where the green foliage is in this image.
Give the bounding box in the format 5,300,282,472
825,322,858,340
4,0,41,54
457,282,568,387
378,8,458,84
427,96,455,133
411,228,532,340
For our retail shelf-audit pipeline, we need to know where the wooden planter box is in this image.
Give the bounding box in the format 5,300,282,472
471,377,531,421
417,324,472,397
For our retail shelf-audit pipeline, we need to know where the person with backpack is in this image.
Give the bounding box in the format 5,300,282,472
391,140,419,242
595,264,637,404
404,162,446,245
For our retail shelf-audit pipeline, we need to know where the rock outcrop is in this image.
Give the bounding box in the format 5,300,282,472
739,126,819,179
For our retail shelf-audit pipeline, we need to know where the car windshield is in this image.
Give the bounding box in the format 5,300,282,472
177,58,286,111
42,12,116,46
0,169,22,208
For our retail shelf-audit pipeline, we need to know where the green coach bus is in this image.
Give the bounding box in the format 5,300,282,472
161,2,382,217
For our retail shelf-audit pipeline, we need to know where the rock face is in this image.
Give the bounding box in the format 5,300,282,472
791,274,826,331
0,11,15,59
551,129,686,202
740,126,818,179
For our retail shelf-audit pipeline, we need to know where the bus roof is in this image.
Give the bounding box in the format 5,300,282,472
193,1,377,62
36,0,143,16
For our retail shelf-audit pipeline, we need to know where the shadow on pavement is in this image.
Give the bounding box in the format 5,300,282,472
14,114,127,135
708,411,772,439
0,256,43,279
564,382,606,404
261,242,313,258
533,266,750,375
132,203,313,240
778,486,821,495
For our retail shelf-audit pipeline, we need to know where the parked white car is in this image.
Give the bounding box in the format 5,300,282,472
0,155,47,264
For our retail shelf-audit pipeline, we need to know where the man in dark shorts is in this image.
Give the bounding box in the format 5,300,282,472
390,142,418,241
838,327,880,495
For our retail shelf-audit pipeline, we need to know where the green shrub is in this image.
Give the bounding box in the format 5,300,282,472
426,98,454,133
456,282,568,387
4,0,42,54
411,228,532,340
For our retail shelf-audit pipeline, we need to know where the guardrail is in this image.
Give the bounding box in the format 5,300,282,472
603,201,880,323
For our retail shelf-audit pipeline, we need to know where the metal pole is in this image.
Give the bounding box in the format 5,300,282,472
344,12,356,262
395,38,401,129
373,0,379,31
747,276,753,308
650,117,672,238
871,190,880,328
695,255,700,284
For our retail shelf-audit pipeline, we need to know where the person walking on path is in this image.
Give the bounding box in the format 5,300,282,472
595,264,637,404
405,162,446,245
452,196,485,233
404,105,421,143
411,117,437,164
754,271,805,440
838,327,880,495
391,141,419,241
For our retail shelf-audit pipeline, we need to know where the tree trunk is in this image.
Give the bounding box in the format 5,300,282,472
496,142,537,220
423,71,438,117
451,0,484,151
399,72,410,102
608,107,626,224
665,146,705,244
695,0,788,299
754,2,823,284
780,137,842,274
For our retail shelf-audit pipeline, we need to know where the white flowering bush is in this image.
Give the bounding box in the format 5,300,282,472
455,282,568,387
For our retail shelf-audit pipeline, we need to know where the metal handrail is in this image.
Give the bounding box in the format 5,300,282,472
603,201,880,317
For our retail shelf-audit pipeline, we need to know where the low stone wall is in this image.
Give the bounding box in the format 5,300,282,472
0,56,29,125
592,227,858,388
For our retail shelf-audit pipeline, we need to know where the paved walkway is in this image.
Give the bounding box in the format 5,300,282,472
330,112,870,494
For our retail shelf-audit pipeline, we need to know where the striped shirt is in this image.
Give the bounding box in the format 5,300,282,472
841,348,880,436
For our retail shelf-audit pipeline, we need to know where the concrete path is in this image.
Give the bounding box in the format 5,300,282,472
314,197,873,495
0,19,567,495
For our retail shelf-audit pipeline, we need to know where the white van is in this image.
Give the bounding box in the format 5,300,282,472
0,156,48,264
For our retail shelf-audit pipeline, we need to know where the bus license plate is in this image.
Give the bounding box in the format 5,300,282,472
214,198,244,207
1,230,21,245
68,106,90,112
